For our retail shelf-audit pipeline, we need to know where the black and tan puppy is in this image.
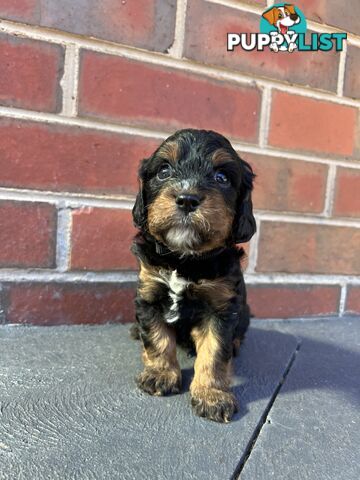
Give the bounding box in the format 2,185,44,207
131,129,256,423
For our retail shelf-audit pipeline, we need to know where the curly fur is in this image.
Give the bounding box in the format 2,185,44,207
131,129,256,423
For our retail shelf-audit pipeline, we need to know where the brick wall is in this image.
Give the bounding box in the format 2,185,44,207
0,0,359,324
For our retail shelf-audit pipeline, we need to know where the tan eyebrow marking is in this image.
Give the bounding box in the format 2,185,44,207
157,141,179,165
211,148,234,166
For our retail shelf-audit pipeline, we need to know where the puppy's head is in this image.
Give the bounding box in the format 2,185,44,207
262,4,300,33
133,129,256,255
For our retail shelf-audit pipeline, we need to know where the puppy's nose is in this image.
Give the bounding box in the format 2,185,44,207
290,13,298,21
176,194,201,213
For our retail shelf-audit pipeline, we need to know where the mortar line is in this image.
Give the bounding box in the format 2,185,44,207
323,164,337,217
207,0,260,15
56,208,72,272
0,188,135,209
0,270,138,283
235,145,360,169
339,284,348,316
168,0,188,58
60,44,80,117
0,270,359,285
255,211,360,228
337,41,348,97
231,341,302,479
269,82,358,106
259,87,272,148
1,20,360,107
0,105,167,139
244,273,360,285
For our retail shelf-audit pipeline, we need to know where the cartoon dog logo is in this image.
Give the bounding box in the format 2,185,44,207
262,4,300,52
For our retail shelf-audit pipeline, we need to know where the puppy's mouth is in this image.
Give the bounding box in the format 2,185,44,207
279,24,288,35
165,224,203,253
163,208,208,249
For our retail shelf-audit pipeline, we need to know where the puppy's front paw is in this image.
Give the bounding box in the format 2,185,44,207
191,387,238,423
136,368,181,396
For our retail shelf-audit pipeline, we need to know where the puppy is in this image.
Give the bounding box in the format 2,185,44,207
131,129,256,423
262,4,300,52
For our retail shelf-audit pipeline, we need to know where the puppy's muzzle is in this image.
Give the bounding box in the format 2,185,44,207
176,193,203,214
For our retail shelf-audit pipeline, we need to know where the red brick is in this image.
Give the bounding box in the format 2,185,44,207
184,0,340,93
0,118,158,195
345,286,360,315
78,52,261,143
257,222,360,275
268,91,357,157
71,208,137,271
0,0,38,23
0,201,56,268
344,46,360,100
0,34,63,112
246,154,328,213
0,0,176,53
333,167,360,218
295,0,360,36
247,284,340,318
5,282,135,325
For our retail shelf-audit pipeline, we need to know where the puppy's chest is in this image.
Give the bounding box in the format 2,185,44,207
139,264,236,324
160,269,191,324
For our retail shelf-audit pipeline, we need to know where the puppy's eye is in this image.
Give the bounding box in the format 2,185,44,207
157,163,172,180
214,171,229,185
278,13,283,18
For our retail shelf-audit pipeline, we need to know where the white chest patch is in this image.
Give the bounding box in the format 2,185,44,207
163,270,188,324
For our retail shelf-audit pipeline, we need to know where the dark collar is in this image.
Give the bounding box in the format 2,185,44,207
133,232,243,281
153,238,226,261
134,232,230,264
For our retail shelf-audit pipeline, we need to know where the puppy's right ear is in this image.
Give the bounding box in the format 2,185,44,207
262,7,276,25
132,159,149,230
284,4,296,15
132,180,146,230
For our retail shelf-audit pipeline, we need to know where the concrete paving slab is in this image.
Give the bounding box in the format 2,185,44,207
0,322,298,480
240,318,360,480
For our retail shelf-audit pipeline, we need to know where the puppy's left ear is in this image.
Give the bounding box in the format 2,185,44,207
262,7,276,25
233,160,256,244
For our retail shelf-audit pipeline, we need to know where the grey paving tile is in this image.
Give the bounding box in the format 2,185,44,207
240,318,360,480
0,322,297,480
